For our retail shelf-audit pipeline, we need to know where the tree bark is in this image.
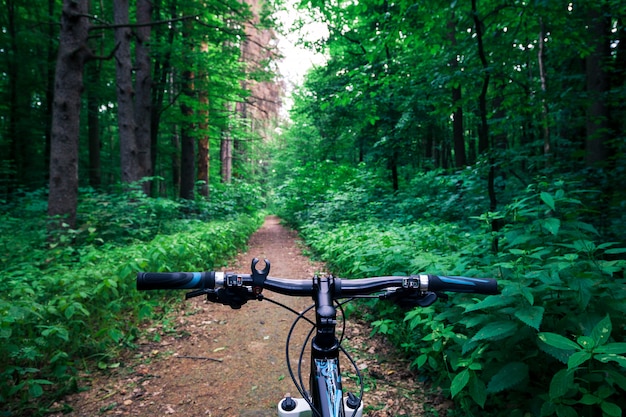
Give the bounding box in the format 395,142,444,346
197,42,210,198
180,68,195,200
87,72,102,189
472,0,490,155
114,0,139,185
87,0,103,189
448,12,466,168
135,0,153,193
220,131,233,183
150,0,177,196
48,0,90,229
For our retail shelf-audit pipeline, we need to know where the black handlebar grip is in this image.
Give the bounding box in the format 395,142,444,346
426,274,498,295
136,271,216,290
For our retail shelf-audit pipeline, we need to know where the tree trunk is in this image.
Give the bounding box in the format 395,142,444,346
171,128,181,196
448,12,466,168
87,74,102,189
180,68,195,200
150,0,177,196
87,0,103,189
114,0,139,185
585,6,611,167
220,130,233,183
472,0,490,155
135,0,153,193
44,0,57,188
48,0,90,230
197,42,210,198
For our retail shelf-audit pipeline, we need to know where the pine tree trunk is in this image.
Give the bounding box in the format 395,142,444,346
114,0,139,185
180,69,195,200
48,0,90,229
197,42,210,198
448,12,466,168
220,131,233,183
135,0,153,193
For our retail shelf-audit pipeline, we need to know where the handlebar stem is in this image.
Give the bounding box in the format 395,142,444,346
311,276,340,358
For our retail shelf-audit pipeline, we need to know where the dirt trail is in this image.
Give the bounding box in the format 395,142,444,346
53,216,448,417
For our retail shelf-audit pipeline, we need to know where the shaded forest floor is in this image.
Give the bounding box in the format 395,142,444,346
50,216,451,417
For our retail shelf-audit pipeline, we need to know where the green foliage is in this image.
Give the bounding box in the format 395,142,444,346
0,187,264,415
277,169,626,416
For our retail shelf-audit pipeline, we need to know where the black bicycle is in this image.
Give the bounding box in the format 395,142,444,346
136,258,498,417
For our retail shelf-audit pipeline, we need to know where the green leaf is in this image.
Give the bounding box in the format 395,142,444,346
595,343,626,355
520,287,534,305
471,321,518,342
605,247,626,254
487,362,529,393
579,394,600,405
464,295,512,312
415,354,428,368
594,354,626,368
514,306,544,330
542,218,561,235
600,401,622,417
28,382,44,398
538,332,581,351
576,335,595,351
606,370,626,391
108,328,124,343
555,404,577,417
64,304,75,319
451,369,470,398
591,315,612,347
549,369,574,399
540,192,556,210
567,351,591,369
468,373,487,408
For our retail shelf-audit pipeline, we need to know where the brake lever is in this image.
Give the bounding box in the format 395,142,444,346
380,289,447,308
185,288,212,299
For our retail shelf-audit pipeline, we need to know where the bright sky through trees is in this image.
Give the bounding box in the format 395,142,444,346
275,1,327,113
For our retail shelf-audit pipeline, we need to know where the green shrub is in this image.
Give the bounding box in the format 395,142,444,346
0,188,264,416
291,178,626,417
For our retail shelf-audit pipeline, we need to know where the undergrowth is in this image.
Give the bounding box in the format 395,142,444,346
274,165,626,417
0,183,265,416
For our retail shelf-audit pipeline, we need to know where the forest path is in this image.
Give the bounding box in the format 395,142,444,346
52,216,448,417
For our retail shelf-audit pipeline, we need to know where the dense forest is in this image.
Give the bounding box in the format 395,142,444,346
1,0,625,416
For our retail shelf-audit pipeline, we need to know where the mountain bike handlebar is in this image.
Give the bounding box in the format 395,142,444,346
136,259,498,305
136,259,498,417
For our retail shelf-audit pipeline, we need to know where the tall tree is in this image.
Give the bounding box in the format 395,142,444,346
135,0,153,193
114,0,140,185
179,17,195,200
197,41,210,197
48,0,91,229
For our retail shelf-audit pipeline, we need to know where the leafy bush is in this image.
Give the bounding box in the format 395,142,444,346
287,176,626,417
0,188,264,416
